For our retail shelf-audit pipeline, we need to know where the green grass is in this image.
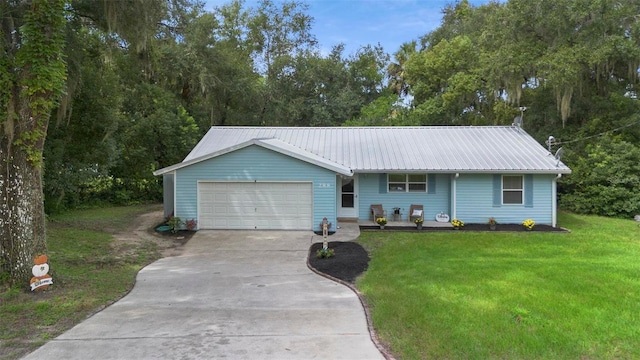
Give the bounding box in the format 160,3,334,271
0,204,162,360
357,213,640,359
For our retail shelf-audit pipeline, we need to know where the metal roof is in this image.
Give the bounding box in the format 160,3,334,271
153,138,353,176
159,126,571,175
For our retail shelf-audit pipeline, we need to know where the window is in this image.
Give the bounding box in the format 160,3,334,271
388,174,427,192
503,175,523,204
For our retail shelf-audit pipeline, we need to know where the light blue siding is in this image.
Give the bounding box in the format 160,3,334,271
357,173,451,221
174,145,337,230
162,173,174,219
456,174,554,224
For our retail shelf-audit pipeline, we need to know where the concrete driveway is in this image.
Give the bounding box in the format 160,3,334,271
23,230,385,360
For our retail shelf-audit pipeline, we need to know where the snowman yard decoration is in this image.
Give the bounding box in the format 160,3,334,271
30,255,53,291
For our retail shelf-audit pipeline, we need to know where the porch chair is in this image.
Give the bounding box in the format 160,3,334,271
409,204,424,223
370,204,386,221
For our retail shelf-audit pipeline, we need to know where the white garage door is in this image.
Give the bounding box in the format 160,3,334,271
198,182,313,230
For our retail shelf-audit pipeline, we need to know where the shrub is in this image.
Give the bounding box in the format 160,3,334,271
451,219,464,228
522,219,535,230
166,216,183,233
559,138,640,218
316,248,335,259
185,219,197,231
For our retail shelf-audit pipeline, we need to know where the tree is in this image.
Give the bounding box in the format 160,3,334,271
247,0,317,125
1,0,67,286
560,136,640,218
387,41,416,97
44,29,123,213
403,0,640,132
1,0,176,286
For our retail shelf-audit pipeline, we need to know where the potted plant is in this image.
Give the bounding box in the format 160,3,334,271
522,219,535,231
414,217,424,230
376,217,387,229
488,217,497,230
451,218,464,230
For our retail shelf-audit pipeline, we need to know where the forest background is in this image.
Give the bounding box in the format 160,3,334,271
2,0,640,282
41,0,640,218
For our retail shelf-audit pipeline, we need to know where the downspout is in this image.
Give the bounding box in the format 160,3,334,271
173,171,178,220
552,174,561,227
452,173,459,219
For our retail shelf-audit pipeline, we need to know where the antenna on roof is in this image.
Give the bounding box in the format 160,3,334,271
554,147,564,166
513,115,522,127
545,136,556,152
512,107,527,131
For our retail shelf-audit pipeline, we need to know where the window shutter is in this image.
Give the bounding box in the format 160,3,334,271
524,174,533,207
493,175,501,207
428,174,436,194
379,173,387,194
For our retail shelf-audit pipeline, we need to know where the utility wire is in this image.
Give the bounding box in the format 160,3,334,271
553,118,640,146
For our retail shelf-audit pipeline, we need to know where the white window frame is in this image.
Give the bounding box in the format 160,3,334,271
502,175,524,205
388,174,427,193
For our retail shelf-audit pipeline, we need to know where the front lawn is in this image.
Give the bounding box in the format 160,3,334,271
357,213,640,359
0,205,165,360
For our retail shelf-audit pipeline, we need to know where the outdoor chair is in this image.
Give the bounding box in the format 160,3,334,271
409,204,424,223
371,204,386,221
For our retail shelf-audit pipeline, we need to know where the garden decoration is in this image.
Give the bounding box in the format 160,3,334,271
435,211,450,222
30,255,53,291
376,217,387,229
414,217,424,230
321,217,330,250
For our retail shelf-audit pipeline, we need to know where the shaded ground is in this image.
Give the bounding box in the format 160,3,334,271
308,242,370,284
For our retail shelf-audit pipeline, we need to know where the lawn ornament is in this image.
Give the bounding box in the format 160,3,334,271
30,255,53,291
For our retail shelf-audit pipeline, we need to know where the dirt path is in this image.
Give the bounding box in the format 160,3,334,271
111,209,192,259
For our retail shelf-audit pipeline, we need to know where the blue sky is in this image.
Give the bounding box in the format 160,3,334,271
204,0,494,57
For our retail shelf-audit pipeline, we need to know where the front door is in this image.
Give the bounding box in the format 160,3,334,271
338,175,358,218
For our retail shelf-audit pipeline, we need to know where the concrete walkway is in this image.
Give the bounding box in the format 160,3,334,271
23,229,384,360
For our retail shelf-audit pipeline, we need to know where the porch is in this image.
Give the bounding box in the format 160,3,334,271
357,220,454,231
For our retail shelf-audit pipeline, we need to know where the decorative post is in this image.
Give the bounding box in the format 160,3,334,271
322,217,329,250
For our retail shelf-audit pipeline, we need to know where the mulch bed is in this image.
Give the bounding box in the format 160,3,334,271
453,223,568,232
360,223,568,232
308,241,370,284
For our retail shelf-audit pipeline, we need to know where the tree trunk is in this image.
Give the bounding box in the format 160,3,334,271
0,125,48,287
0,0,66,288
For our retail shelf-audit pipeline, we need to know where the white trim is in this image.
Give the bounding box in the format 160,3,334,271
552,174,561,227
502,174,524,205
173,171,177,220
154,138,353,177
452,173,458,219
337,175,359,218
387,173,427,192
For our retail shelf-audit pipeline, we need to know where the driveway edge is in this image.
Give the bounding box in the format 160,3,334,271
306,251,396,360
